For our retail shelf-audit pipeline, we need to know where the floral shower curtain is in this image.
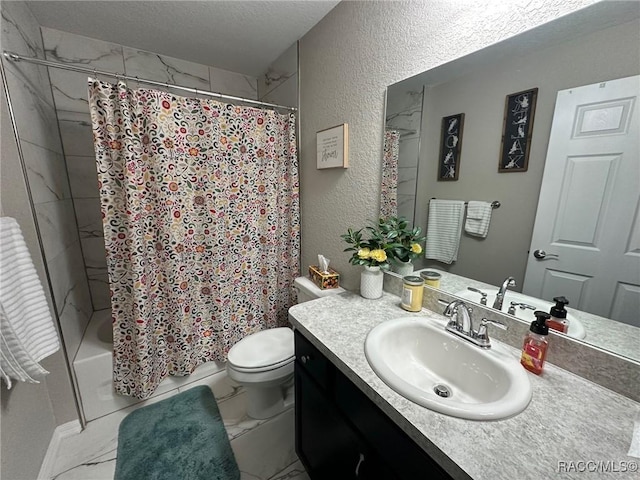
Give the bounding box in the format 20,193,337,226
380,129,400,218
88,79,300,399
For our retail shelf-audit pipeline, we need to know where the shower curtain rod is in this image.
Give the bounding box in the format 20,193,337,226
2,51,298,112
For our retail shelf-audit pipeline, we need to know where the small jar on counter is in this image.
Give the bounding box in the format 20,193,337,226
401,276,425,312
420,270,441,288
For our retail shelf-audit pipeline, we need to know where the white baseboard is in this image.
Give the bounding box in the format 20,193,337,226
38,420,82,480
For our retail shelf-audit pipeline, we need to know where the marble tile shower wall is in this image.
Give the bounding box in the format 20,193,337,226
1,3,93,361
257,42,298,109
40,27,259,312
385,87,423,223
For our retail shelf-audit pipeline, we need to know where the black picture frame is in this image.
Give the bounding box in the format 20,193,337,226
499,88,538,172
437,113,464,181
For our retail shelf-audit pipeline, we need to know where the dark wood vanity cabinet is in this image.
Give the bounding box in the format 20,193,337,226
294,331,454,480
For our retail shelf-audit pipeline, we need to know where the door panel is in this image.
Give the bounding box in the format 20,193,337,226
573,97,634,137
554,154,618,247
539,270,590,307
610,283,640,326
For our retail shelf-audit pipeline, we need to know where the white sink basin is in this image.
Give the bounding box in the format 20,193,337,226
454,289,586,340
365,317,532,420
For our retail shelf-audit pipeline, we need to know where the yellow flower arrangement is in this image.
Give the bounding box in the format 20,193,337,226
342,217,425,268
341,222,392,269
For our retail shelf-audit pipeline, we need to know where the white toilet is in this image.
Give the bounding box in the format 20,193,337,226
226,276,345,419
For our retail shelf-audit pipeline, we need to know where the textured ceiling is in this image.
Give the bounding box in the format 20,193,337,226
24,0,341,76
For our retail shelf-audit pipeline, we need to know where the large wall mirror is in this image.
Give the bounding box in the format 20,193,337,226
382,1,639,362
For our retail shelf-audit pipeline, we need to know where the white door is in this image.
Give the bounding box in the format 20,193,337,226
523,75,640,327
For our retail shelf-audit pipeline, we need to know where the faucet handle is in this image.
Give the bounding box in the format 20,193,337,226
476,318,507,343
507,302,537,315
467,287,488,305
480,318,507,329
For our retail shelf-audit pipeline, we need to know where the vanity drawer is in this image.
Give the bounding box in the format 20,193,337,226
295,330,330,387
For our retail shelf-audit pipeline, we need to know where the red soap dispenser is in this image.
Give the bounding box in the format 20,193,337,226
547,296,570,333
520,311,550,375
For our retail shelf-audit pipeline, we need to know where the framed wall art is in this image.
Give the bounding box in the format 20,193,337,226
438,113,464,181
499,88,538,172
316,123,349,169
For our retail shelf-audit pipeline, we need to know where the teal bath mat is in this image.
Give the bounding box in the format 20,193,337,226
114,385,240,480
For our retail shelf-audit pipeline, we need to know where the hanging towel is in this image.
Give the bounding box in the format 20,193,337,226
0,217,59,388
425,200,465,264
465,201,493,238
1,302,49,388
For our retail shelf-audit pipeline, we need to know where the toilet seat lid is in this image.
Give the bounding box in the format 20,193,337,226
227,327,294,370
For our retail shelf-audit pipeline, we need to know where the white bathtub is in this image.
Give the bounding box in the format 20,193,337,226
73,309,225,422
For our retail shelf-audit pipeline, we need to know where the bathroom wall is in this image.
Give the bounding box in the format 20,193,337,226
297,0,600,291
40,27,260,313
0,2,79,478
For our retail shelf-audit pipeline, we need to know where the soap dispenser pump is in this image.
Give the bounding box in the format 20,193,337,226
547,296,570,334
520,311,550,375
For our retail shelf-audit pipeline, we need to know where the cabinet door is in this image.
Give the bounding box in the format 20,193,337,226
335,370,455,479
295,366,398,479
295,366,362,478
294,331,454,479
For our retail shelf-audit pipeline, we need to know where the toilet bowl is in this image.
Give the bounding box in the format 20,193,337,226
226,276,345,419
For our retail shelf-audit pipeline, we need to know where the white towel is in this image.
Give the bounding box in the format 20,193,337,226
425,200,465,264
465,201,493,238
0,217,59,388
1,302,49,388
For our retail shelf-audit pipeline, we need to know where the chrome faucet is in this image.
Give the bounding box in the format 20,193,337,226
493,276,516,310
439,299,507,348
442,299,474,334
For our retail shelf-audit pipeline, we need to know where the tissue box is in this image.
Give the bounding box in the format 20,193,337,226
308,265,340,290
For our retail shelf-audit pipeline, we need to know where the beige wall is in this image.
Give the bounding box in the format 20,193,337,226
417,18,640,287
298,0,599,291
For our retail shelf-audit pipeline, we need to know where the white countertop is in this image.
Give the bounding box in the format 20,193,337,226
289,291,640,480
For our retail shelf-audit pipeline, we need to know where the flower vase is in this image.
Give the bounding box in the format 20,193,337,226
360,266,384,299
392,259,414,277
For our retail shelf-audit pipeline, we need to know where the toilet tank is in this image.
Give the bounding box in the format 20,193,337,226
294,276,345,303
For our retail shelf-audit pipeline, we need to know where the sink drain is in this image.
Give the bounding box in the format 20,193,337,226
433,384,451,398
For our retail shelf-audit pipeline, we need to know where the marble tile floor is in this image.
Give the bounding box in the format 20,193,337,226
46,370,309,480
